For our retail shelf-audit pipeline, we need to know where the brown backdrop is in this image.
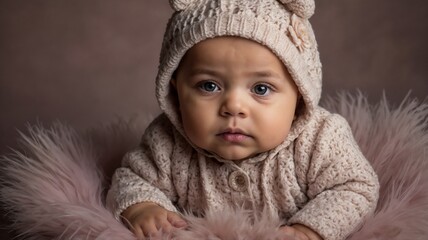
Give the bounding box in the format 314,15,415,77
1,0,427,238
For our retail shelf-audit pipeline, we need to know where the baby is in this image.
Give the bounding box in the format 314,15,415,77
107,0,379,239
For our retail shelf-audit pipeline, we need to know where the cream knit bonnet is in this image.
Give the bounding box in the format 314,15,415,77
156,0,322,136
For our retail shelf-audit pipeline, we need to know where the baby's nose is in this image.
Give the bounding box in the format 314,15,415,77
220,91,249,118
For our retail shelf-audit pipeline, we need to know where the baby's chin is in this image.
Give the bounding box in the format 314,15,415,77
210,150,262,161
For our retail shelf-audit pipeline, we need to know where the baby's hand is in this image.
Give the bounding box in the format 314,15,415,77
121,202,187,239
279,224,323,240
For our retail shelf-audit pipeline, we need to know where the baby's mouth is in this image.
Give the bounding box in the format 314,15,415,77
217,128,252,143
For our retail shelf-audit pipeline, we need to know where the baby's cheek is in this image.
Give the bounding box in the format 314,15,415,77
182,117,208,147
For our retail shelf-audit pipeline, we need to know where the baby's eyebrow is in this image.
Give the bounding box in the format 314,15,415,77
249,70,281,79
189,68,221,77
187,68,282,79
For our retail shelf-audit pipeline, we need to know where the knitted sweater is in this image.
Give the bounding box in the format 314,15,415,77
107,107,379,240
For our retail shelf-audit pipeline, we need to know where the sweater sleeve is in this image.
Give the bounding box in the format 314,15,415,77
289,114,379,240
106,114,180,220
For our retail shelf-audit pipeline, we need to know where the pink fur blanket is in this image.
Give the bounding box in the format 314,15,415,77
1,93,427,240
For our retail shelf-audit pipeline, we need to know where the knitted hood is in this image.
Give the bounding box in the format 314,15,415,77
155,0,322,158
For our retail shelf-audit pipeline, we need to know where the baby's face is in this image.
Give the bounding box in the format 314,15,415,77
172,37,298,161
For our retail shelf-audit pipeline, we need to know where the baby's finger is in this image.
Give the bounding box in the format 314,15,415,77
282,226,309,240
132,226,144,240
279,226,298,240
142,221,160,238
167,212,187,228
158,220,173,233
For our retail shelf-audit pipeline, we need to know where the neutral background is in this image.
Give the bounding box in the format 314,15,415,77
1,0,427,238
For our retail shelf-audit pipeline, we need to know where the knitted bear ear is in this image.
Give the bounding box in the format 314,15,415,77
278,0,315,19
169,0,196,11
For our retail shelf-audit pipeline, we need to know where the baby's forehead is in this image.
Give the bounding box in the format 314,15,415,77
180,36,287,69
174,37,296,87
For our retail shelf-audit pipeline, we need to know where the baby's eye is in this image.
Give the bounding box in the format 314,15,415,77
252,84,271,96
198,81,220,92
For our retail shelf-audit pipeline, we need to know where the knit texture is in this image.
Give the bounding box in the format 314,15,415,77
107,1,379,239
156,0,322,138
107,107,380,240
